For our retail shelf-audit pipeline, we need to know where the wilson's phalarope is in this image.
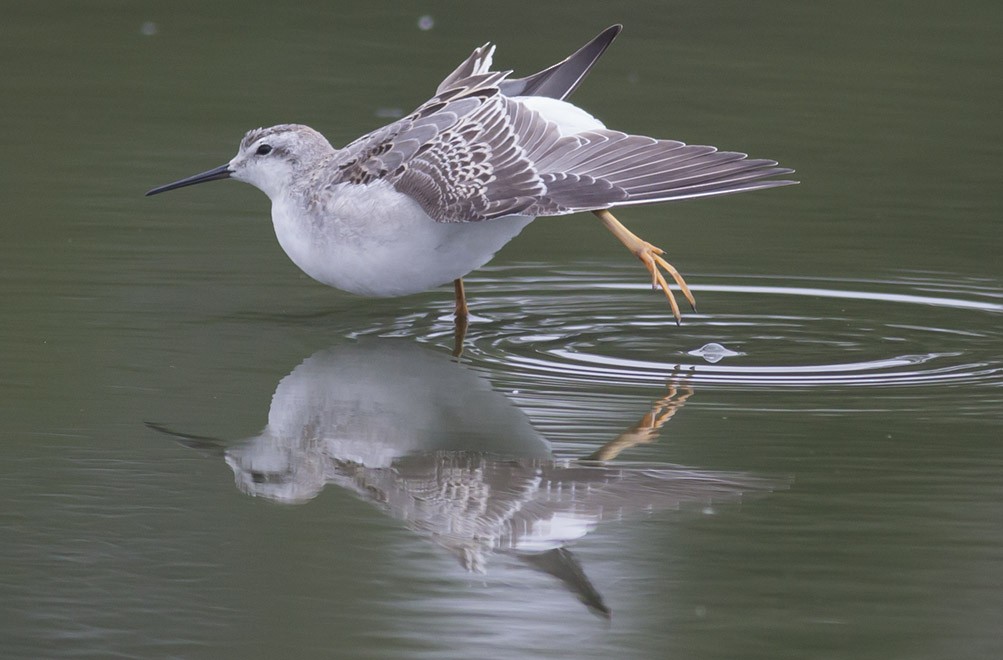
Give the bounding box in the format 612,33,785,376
147,25,795,324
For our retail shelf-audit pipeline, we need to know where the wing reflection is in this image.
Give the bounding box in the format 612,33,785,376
149,339,778,617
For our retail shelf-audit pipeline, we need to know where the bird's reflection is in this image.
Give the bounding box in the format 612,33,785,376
149,339,776,617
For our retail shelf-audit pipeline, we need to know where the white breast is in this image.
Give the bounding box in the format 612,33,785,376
270,180,534,297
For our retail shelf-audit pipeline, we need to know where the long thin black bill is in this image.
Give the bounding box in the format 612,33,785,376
145,164,231,196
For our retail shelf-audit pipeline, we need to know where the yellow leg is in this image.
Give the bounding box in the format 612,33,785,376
453,278,469,318
452,278,469,358
592,209,696,324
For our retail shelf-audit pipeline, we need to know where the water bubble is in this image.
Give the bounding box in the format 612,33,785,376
418,15,434,31
140,21,158,37
687,342,743,364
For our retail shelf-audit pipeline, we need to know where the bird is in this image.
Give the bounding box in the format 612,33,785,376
146,25,796,324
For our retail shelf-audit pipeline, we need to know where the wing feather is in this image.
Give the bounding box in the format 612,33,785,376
327,29,796,222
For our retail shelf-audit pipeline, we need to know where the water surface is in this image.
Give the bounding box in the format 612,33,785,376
2,2,1001,659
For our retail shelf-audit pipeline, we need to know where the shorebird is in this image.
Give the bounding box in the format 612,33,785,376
147,25,795,324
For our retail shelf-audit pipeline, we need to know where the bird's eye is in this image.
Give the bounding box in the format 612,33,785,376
256,144,272,156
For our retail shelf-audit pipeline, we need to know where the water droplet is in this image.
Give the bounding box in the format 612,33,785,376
140,21,158,36
417,15,434,31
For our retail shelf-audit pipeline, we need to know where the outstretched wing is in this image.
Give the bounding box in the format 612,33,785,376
328,30,796,224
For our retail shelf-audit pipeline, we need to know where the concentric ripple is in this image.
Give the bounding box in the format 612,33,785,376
353,264,1003,410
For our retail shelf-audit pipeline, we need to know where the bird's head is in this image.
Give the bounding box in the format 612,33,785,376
146,124,335,200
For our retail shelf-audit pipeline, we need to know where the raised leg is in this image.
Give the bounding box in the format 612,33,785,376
592,209,696,324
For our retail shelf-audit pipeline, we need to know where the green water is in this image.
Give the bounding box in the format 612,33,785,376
2,2,1001,658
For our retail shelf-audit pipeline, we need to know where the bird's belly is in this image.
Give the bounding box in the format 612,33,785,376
271,182,534,297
